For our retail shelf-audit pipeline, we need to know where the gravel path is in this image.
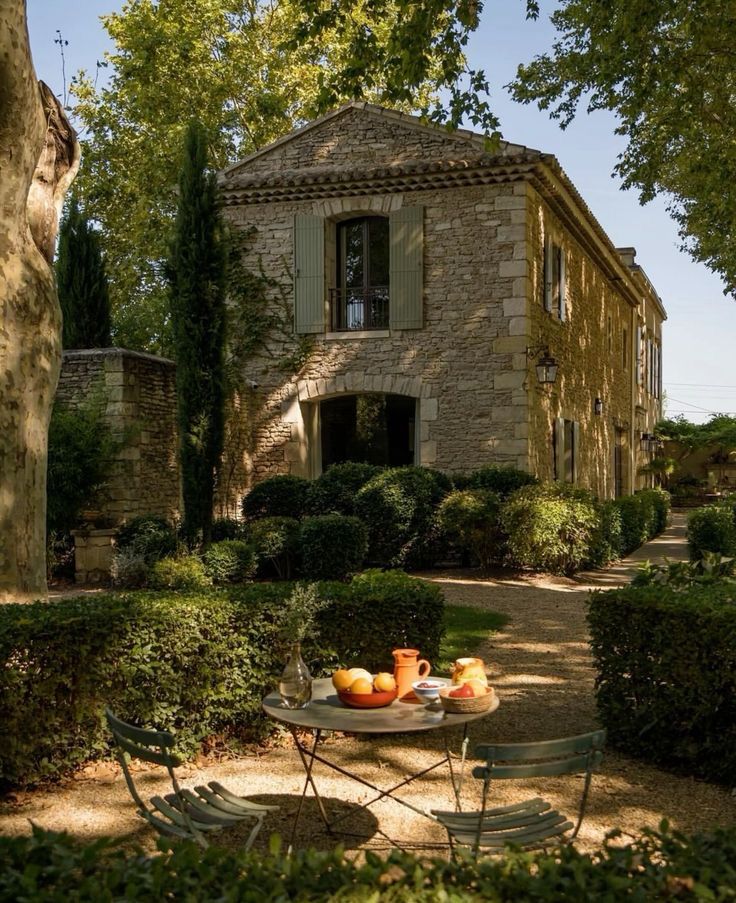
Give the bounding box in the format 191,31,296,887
3,512,735,855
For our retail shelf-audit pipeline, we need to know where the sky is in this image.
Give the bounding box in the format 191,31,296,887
26,1,736,424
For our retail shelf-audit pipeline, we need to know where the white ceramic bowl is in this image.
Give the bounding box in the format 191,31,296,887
411,677,449,702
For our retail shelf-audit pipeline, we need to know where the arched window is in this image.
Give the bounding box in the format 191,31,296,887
332,216,390,330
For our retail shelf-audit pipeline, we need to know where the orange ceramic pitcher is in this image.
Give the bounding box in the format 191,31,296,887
392,648,431,701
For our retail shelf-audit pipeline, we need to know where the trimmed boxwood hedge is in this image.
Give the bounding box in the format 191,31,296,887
4,823,736,901
588,581,736,783
687,505,736,560
298,514,368,580
0,571,443,788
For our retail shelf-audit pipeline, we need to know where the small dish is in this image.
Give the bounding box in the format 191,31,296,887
411,678,449,703
337,687,398,708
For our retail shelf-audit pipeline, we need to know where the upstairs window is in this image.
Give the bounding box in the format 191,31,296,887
543,235,566,321
333,216,390,331
293,207,423,335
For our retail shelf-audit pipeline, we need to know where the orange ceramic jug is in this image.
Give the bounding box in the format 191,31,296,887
451,657,488,686
392,648,431,701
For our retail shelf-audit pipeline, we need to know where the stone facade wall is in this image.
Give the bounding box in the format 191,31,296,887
220,177,530,511
525,187,637,499
57,349,180,524
221,106,664,508
231,106,493,176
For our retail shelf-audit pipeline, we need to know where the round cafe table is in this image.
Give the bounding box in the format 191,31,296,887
262,678,499,850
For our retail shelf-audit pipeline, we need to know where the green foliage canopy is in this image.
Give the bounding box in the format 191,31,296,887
512,0,736,293
71,0,483,352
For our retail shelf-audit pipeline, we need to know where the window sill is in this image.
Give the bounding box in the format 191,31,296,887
323,330,390,341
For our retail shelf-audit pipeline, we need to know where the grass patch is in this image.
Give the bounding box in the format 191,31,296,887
437,604,508,674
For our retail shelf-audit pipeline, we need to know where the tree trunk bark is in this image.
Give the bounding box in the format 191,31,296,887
0,0,80,602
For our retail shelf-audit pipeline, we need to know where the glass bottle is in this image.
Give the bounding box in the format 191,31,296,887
279,642,312,709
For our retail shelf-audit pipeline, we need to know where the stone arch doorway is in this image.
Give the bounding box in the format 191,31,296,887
320,393,416,469
290,374,434,478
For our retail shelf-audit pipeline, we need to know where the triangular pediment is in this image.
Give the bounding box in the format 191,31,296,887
223,102,534,180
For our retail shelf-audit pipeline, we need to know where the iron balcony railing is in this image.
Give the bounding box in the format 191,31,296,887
329,286,389,332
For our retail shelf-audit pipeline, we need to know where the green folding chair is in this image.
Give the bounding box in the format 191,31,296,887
106,709,278,849
432,729,605,856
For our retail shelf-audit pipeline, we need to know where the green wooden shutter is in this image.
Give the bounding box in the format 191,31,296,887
294,214,325,334
558,247,567,321
572,420,580,483
389,206,423,330
544,234,553,312
554,417,565,480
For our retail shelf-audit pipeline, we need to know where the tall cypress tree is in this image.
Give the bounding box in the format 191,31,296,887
168,121,226,545
56,198,112,349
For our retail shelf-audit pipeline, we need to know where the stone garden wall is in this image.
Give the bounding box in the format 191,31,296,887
57,348,180,525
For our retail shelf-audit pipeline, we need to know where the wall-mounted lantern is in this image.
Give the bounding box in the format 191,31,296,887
526,345,558,385
594,397,604,416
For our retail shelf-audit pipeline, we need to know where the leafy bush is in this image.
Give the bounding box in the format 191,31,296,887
632,552,736,589
355,466,451,567
46,398,118,534
246,516,300,579
298,515,368,580
436,488,503,568
587,500,623,567
46,531,75,581
589,581,736,783
110,548,149,589
0,571,442,786
687,505,736,560
464,464,538,498
148,556,211,591
318,569,444,672
4,823,736,901
210,518,246,541
201,541,256,584
306,461,383,515
242,475,311,520
115,515,178,564
501,483,601,574
615,488,670,555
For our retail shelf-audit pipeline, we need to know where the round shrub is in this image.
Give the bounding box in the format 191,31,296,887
687,506,736,560
306,462,383,516
436,489,503,568
115,515,177,564
246,516,301,579
298,515,368,580
148,555,211,591
210,518,246,542
501,482,600,575
466,464,538,498
201,541,256,584
242,475,311,520
355,466,451,568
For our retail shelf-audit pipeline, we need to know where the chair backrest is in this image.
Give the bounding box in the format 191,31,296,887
472,729,606,841
472,730,606,782
105,708,183,813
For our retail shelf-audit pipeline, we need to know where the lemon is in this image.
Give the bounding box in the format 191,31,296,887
349,677,374,695
332,669,353,691
373,672,396,693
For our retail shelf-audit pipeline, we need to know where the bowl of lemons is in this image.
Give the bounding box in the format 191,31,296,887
332,668,398,708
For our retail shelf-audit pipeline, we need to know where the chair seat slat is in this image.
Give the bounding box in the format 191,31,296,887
435,803,555,831
432,798,548,822
451,816,573,847
172,791,250,826
194,784,275,816
208,782,279,813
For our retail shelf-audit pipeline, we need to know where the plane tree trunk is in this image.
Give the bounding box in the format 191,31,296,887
0,0,80,602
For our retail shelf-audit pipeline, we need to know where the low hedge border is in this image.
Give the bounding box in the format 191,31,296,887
0,571,443,788
588,581,736,783
3,823,736,901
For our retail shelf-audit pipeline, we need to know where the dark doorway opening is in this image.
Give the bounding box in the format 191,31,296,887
320,393,416,470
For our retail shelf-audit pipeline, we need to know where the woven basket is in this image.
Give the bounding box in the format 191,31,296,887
439,688,496,714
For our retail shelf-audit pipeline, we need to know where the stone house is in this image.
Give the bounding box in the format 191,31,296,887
218,102,665,510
